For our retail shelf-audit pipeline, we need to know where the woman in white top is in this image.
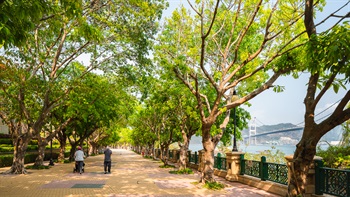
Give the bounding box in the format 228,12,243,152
74,146,85,174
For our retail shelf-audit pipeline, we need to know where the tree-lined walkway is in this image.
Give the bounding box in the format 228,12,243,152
0,149,280,197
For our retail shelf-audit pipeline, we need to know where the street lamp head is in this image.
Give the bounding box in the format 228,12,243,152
231,90,239,102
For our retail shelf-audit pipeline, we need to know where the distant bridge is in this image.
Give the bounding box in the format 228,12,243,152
244,127,304,138
242,118,304,145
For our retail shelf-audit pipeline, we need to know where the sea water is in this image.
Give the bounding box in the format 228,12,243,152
189,143,328,155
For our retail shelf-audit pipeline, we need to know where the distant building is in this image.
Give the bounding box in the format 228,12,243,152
0,118,9,134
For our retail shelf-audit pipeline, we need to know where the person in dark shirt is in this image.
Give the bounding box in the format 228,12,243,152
104,146,112,174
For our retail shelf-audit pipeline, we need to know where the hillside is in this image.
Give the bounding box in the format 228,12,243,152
189,123,343,146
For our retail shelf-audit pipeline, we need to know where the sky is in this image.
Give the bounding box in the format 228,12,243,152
162,0,350,126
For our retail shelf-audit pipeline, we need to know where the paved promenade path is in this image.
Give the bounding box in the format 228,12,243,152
0,149,281,197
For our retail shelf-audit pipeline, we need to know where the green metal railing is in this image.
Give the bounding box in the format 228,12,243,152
240,155,288,185
214,153,227,170
188,151,198,164
155,149,350,197
315,160,350,197
266,161,288,184
168,150,173,159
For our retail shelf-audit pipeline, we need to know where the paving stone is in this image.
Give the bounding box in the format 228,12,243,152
0,149,281,197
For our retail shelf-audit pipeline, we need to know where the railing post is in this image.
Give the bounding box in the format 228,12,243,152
225,152,244,182
194,151,198,164
260,156,268,181
314,159,324,195
217,153,222,170
188,150,191,164
240,154,245,175
347,171,350,197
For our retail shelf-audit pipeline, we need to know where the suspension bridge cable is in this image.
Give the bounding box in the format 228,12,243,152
314,98,341,117
294,99,341,126
255,118,266,126
315,112,333,122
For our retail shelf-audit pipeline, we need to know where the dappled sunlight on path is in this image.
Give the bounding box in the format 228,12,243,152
0,149,280,197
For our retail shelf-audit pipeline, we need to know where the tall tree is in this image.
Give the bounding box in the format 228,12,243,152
0,0,166,174
156,0,307,182
0,0,49,47
288,1,350,196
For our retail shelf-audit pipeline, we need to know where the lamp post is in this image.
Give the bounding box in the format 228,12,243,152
49,116,54,166
49,139,54,166
231,90,239,152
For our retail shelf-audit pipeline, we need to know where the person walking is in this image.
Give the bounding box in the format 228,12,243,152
104,146,112,174
74,146,85,174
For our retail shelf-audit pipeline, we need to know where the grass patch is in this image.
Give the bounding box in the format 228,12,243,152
63,159,71,163
159,164,175,168
169,168,194,174
204,181,225,190
25,165,50,170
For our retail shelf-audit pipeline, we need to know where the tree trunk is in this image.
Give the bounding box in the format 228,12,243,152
34,141,46,167
58,140,66,162
160,146,169,166
69,146,77,161
201,127,215,183
34,137,48,167
178,144,189,170
288,131,320,196
57,130,67,162
88,140,98,155
178,136,191,170
8,135,31,174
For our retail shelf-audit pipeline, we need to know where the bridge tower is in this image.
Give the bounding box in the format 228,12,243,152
249,117,257,145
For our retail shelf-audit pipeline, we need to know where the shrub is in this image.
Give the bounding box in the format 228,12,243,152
244,146,286,164
204,181,225,190
0,151,71,167
25,165,50,169
169,168,194,174
159,164,175,168
27,145,38,151
28,140,38,145
0,146,14,152
317,145,350,169
0,138,12,145
0,155,13,167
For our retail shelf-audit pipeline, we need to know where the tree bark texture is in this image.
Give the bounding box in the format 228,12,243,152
178,141,189,170
9,135,31,174
57,130,67,162
34,142,46,167
287,130,320,196
201,123,215,183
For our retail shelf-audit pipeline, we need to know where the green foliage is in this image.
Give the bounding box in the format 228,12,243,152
62,159,71,163
0,154,13,167
169,168,193,174
28,140,38,145
340,118,350,146
0,151,70,167
0,138,12,145
305,24,350,84
317,145,350,169
204,181,225,190
25,165,50,170
0,146,13,152
143,155,153,159
0,0,49,47
220,107,250,146
159,164,175,168
244,146,286,164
